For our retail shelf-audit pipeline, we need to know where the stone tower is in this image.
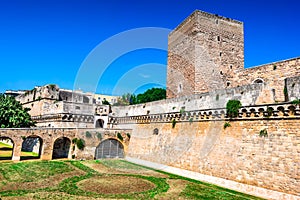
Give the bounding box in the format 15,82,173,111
166,10,244,98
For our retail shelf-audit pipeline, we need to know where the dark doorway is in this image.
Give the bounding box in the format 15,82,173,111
52,137,71,159
21,136,43,160
95,139,124,159
96,119,104,128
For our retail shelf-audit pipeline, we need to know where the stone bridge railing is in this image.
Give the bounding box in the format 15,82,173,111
110,102,300,124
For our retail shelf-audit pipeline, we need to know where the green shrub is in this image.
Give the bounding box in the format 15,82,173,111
223,122,231,129
117,132,123,141
292,99,300,106
85,131,92,138
171,119,177,128
259,129,268,137
226,100,241,118
76,138,85,150
96,132,102,140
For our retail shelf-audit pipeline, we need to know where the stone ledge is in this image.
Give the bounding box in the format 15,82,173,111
126,157,300,200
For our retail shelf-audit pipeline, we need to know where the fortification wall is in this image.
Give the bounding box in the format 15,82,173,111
112,103,300,197
167,10,244,98
112,83,264,117
0,128,131,161
235,57,300,102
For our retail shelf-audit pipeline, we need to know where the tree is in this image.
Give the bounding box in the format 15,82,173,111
0,94,36,128
102,99,110,105
136,88,166,104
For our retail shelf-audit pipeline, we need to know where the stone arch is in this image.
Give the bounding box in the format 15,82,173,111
21,135,43,160
96,119,104,128
0,136,14,160
52,137,71,159
253,78,264,84
95,138,124,159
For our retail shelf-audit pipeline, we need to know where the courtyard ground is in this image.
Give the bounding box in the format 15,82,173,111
0,159,264,199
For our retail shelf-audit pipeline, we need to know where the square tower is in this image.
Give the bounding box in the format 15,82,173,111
166,10,244,98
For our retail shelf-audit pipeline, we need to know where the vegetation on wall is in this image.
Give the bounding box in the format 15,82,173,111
259,129,268,137
223,122,231,129
85,131,92,138
0,94,36,128
226,100,242,119
96,132,102,140
72,138,85,150
171,119,177,128
292,98,300,107
117,132,123,141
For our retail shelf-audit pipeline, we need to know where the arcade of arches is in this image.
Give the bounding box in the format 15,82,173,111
0,128,130,161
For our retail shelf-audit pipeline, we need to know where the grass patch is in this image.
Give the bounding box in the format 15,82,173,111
0,142,13,149
0,159,264,199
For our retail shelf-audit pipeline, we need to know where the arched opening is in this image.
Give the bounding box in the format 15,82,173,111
52,137,71,159
96,119,104,128
21,136,43,160
0,137,14,160
95,139,124,159
253,78,264,84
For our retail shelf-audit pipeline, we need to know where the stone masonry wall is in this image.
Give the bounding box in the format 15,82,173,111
235,57,300,102
120,119,300,196
167,10,244,98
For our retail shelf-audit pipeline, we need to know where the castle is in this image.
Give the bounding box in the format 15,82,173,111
1,10,300,199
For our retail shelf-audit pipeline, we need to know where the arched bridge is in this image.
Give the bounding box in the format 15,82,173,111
0,128,131,161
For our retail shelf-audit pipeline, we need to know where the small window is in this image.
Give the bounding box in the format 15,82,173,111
153,128,159,135
217,36,220,41
230,65,233,69
220,71,223,75
220,52,222,57
75,106,80,110
227,82,231,87
216,19,218,24
253,78,264,84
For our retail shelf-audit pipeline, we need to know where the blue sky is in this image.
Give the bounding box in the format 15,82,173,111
1,0,300,95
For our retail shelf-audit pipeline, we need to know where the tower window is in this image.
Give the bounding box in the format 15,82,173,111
226,82,231,87
220,71,223,75
230,65,233,69
220,52,222,57
216,19,218,24
217,36,220,41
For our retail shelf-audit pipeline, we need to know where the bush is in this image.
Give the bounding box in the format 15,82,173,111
259,129,268,137
72,138,85,150
85,131,92,138
226,100,241,118
171,119,177,128
223,122,231,129
96,132,102,140
117,132,123,141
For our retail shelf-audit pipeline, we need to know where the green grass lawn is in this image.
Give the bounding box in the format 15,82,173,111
0,142,13,149
0,159,264,199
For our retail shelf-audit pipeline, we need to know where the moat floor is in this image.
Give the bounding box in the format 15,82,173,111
0,159,263,199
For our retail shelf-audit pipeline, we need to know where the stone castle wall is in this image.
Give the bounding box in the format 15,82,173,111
167,10,244,98
0,128,131,161
112,104,300,197
112,83,265,117
235,57,300,102
166,10,300,104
